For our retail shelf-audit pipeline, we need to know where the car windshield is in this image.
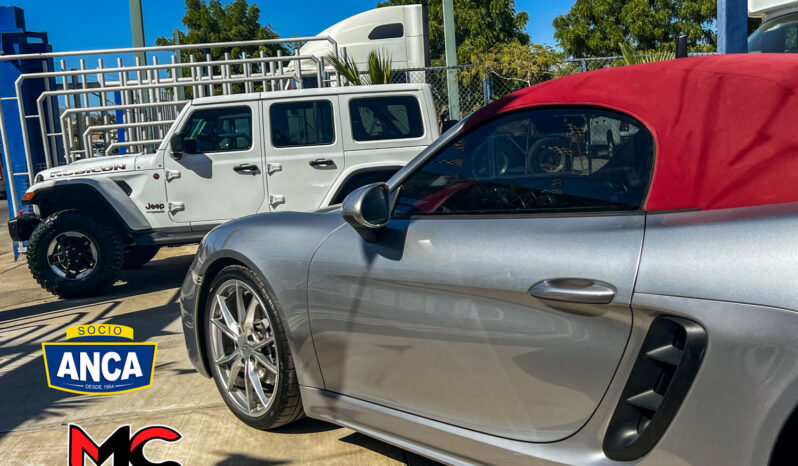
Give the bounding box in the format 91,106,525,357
749,13,798,53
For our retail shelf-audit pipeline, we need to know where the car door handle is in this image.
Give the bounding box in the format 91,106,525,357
309,158,336,169
233,164,259,173
528,278,616,304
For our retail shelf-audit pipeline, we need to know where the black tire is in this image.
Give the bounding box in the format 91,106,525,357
528,136,568,173
26,210,124,299
122,245,160,269
205,265,304,429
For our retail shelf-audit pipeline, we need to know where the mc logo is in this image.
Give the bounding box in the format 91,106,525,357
42,324,157,395
68,424,181,466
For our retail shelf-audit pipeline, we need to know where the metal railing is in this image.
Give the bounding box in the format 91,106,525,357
0,36,342,217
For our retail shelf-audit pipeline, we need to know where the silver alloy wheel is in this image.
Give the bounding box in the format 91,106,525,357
46,231,99,280
209,279,279,416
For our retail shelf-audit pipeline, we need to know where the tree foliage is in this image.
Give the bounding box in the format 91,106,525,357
377,0,530,65
465,42,565,88
553,0,716,58
155,0,288,62
618,42,675,64
326,50,394,85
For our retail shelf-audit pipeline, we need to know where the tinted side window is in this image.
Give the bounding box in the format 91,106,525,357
393,108,654,217
749,14,798,53
350,96,424,141
368,23,404,40
183,106,252,152
270,100,334,147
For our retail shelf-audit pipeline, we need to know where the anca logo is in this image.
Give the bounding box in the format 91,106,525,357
69,424,181,466
42,324,157,395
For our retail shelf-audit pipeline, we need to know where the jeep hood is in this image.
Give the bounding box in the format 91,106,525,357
37,155,138,181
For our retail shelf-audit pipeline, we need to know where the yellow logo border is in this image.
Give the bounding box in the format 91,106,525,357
65,324,134,341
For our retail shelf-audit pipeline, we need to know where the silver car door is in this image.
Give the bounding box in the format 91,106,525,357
308,106,655,442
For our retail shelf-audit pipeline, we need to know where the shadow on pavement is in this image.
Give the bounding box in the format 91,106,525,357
213,455,290,466
271,417,341,435
340,431,412,463
0,290,180,439
0,254,194,322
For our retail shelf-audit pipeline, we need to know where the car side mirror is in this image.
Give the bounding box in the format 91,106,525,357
171,133,197,159
171,133,184,159
342,182,391,242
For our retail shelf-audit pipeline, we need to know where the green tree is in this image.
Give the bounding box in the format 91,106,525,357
618,42,675,64
465,41,565,88
377,0,530,65
553,0,716,58
156,0,288,63
457,41,568,113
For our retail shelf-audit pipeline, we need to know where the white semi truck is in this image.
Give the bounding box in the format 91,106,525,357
748,0,798,52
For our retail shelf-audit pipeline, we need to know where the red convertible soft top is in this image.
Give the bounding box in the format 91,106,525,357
466,54,798,212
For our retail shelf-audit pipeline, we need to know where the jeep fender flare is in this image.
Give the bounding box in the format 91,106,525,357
24,178,151,233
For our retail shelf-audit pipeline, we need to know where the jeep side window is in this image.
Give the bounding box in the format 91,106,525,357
270,100,335,147
349,96,424,141
182,106,252,153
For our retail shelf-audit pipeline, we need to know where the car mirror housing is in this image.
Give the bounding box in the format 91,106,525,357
171,133,198,159
171,133,184,159
342,182,391,242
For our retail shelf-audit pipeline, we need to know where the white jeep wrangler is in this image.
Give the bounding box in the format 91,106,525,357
9,83,440,298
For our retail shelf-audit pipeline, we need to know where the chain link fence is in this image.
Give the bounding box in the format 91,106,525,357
383,52,716,118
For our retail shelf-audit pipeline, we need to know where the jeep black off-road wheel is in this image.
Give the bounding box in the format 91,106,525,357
122,245,160,269
205,265,304,429
26,211,124,299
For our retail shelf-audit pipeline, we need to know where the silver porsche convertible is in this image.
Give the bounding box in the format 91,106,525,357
180,54,798,465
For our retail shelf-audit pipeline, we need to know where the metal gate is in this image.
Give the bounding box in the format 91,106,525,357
0,36,341,255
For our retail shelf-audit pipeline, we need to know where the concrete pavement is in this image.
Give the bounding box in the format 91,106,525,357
0,202,431,465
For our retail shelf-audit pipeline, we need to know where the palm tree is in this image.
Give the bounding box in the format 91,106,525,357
327,49,393,85
619,42,675,65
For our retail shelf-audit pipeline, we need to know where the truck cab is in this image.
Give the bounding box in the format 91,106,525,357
748,0,798,52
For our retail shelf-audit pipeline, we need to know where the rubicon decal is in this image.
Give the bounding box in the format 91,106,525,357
69,424,181,466
42,324,157,395
48,164,127,178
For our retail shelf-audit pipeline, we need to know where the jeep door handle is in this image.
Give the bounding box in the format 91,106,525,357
309,158,336,169
233,164,259,173
528,278,616,304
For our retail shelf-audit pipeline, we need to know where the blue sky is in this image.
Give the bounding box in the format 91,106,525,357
5,0,572,52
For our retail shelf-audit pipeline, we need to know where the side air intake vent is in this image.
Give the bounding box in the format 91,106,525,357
603,316,706,461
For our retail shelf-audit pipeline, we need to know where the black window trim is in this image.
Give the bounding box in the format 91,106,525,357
348,94,426,143
389,105,657,219
368,22,405,40
269,99,336,149
182,105,254,154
